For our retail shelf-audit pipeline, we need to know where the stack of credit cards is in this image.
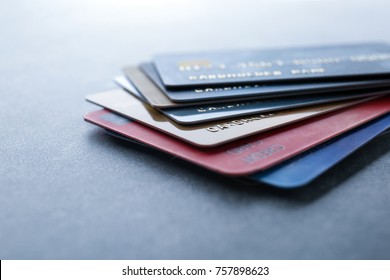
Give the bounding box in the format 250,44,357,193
84,43,390,188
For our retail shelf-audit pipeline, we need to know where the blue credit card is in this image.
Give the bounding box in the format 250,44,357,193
113,75,387,124
140,62,390,102
152,43,390,88
248,114,390,188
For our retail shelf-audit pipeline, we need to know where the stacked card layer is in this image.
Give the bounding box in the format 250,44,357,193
84,43,390,188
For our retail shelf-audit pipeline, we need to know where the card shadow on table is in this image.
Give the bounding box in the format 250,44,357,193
87,128,390,205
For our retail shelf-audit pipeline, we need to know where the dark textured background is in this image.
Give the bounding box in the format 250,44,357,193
1,0,389,259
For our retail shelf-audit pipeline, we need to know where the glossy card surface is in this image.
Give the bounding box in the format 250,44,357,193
248,114,390,188
140,62,390,102
153,43,390,88
86,90,376,147
84,96,390,176
114,76,387,124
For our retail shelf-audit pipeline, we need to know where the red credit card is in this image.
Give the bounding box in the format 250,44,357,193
84,96,390,176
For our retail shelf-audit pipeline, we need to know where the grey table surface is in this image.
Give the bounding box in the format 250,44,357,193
1,0,390,259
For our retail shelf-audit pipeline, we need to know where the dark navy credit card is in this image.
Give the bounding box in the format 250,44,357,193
152,43,390,88
248,114,390,188
140,62,390,102
114,75,388,124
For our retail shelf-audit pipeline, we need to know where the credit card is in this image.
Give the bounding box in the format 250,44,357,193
248,114,390,188
84,96,390,176
86,90,377,147
153,43,390,88
104,114,390,188
115,75,387,124
140,62,390,102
